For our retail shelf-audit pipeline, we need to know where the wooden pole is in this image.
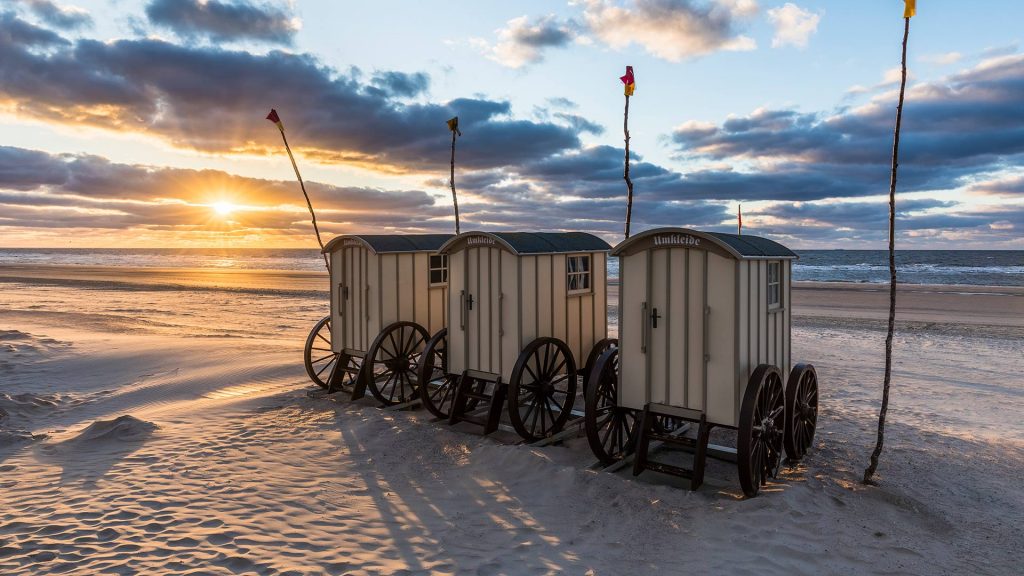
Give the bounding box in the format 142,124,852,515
623,94,634,239
864,16,910,485
450,129,461,235
276,126,330,273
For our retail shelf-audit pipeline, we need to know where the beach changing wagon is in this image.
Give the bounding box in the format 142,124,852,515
303,234,452,405
416,231,615,441
584,228,819,497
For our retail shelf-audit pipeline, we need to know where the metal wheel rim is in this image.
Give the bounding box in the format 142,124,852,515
785,364,819,461
738,365,785,498
304,316,336,389
417,330,460,419
366,322,428,406
585,348,637,464
509,338,577,442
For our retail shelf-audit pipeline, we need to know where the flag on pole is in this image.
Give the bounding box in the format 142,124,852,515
265,108,329,271
266,108,284,131
447,116,462,137
738,204,742,235
620,66,635,96
903,0,916,18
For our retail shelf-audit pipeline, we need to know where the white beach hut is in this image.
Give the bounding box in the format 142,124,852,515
417,231,613,441
584,227,820,497
302,234,452,406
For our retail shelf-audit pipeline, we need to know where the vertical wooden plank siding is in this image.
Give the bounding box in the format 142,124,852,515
686,249,704,411
668,248,686,407
553,254,567,350
734,259,741,425
648,249,667,405
448,250,465,375
738,260,749,406
537,255,552,337
619,252,647,411
706,253,735,427
521,256,537,343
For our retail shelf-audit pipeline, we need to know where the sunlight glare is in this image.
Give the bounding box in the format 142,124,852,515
211,201,236,216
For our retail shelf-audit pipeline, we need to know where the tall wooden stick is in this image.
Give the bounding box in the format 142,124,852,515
623,93,634,239
447,116,462,235
267,109,330,272
864,16,910,485
450,129,461,235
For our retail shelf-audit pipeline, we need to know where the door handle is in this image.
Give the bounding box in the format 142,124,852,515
651,307,662,329
467,294,474,311
460,290,465,329
641,301,647,354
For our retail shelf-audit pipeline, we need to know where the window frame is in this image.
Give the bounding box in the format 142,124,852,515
429,253,449,287
566,253,593,296
767,261,782,309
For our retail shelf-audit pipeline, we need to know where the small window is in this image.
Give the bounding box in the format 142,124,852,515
767,261,781,308
429,254,448,286
567,255,591,294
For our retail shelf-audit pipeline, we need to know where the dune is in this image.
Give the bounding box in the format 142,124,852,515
64,415,158,444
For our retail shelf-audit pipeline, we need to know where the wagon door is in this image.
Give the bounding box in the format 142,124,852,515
336,244,370,354
460,245,503,377
621,247,706,411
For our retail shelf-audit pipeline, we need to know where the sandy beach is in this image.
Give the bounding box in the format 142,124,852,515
1,265,1021,575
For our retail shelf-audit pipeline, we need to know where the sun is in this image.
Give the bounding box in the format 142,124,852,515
211,201,236,216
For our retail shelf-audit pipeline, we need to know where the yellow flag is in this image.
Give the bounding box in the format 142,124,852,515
903,0,916,18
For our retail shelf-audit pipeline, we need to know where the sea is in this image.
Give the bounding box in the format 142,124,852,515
1,248,1022,287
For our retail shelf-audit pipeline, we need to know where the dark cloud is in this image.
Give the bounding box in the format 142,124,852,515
553,113,605,135
0,10,68,46
666,54,1024,203
145,0,298,45
0,15,580,173
369,71,430,99
24,0,92,30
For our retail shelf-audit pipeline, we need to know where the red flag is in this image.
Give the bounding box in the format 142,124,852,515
266,108,283,129
738,204,742,235
620,66,635,96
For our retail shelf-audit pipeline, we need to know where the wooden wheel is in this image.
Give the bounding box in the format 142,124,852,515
508,338,577,442
361,322,429,406
584,347,638,464
418,329,485,419
581,338,617,399
303,316,336,389
785,363,819,461
737,364,786,498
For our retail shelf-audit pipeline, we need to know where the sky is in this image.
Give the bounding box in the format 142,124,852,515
0,0,1022,249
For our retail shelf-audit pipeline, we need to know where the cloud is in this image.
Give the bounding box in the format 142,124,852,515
765,3,820,49
580,0,758,61
0,14,580,173
144,0,300,45
0,11,68,46
368,71,430,99
479,15,579,68
0,146,450,237
919,52,962,66
23,0,92,30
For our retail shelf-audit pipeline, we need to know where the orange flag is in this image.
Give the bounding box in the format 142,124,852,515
903,0,916,18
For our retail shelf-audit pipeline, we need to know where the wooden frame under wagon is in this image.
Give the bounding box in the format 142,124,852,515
583,227,820,497
302,234,452,406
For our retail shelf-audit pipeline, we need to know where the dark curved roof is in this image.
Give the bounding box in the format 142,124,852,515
705,232,797,259
439,231,611,255
322,234,453,254
611,227,796,259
